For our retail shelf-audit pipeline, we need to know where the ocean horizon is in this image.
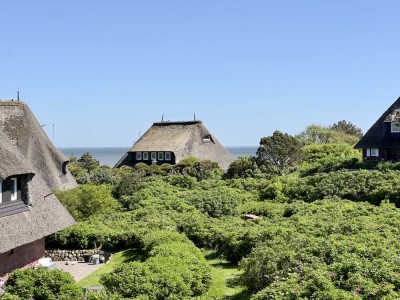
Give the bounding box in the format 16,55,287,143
59,146,258,167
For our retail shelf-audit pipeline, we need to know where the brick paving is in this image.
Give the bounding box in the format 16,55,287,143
55,261,104,282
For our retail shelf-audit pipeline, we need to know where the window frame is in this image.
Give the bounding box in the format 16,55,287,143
158,152,164,160
165,152,171,161
391,122,400,133
366,148,379,157
143,152,149,160
136,152,142,160
10,177,17,202
151,152,157,161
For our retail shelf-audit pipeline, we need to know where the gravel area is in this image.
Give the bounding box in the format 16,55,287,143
55,261,104,282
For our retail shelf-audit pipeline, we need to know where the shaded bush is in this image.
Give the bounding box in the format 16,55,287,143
4,268,82,300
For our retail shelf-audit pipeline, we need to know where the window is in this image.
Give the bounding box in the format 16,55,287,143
165,152,171,161
11,177,17,201
143,152,149,160
0,181,2,204
158,152,164,160
392,122,400,132
366,148,379,157
203,134,211,141
136,152,142,160
151,152,157,161
62,162,68,175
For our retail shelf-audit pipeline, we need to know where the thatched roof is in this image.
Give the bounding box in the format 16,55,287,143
0,101,75,254
0,101,77,190
116,120,235,170
0,130,33,180
355,97,400,149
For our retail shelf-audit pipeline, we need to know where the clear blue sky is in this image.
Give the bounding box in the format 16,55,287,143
1,0,400,147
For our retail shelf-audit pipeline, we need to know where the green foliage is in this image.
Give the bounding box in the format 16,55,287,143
187,186,248,218
296,125,360,146
112,166,146,199
68,154,114,185
101,230,211,299
78,152,100,171
262,170,400,206
56,184,121,221
329,120,363,138
299,144,362,176
225,156,264,179
257,130,303,175
174,157,223,180
5,268,83,300
241,200,400,299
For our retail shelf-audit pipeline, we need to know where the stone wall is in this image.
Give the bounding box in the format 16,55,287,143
45,249,112,263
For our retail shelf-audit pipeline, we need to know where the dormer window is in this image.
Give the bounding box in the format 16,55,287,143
391,122,400,133
203,134,211,142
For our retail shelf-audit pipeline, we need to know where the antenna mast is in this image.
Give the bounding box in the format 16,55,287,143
52,124,55,143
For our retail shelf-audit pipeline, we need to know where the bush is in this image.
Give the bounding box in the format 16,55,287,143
225,156,263,179
56,184,121,221
187,186,249,218
101,230,211,299
5,268,83,300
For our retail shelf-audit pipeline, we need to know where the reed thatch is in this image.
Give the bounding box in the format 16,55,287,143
0,101,77,190
0,101,75,254
116,120,235,170
355,97,400,149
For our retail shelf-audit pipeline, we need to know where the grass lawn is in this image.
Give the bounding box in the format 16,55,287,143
78,249,145,288
202,249,250,299
78,248,249,299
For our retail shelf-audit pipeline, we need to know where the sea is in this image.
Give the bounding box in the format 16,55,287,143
59,146,258,167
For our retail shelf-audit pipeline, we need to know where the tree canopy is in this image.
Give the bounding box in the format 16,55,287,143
256,130,302,175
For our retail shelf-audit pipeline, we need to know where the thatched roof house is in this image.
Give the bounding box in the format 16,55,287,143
115,120,235,171
0,101,76,276
355,96,400,160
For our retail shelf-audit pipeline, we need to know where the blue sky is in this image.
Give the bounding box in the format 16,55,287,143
1,0,400,147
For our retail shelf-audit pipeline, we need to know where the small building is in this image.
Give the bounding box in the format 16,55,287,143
355,96,400,161
115,120,235,171
0,101,76,277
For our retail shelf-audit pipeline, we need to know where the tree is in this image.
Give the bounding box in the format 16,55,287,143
78,152,100,172
296,125,360,146
329,120,363,138
256,131,302,175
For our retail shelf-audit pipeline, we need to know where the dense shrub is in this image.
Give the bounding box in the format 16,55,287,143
299,144,362,176
56,184,121,221
225,156,263,179
101,230,211,299
4,268,82,300
187,186,253,218
173,157,223,180
262,170,400,206
241,200,400,298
